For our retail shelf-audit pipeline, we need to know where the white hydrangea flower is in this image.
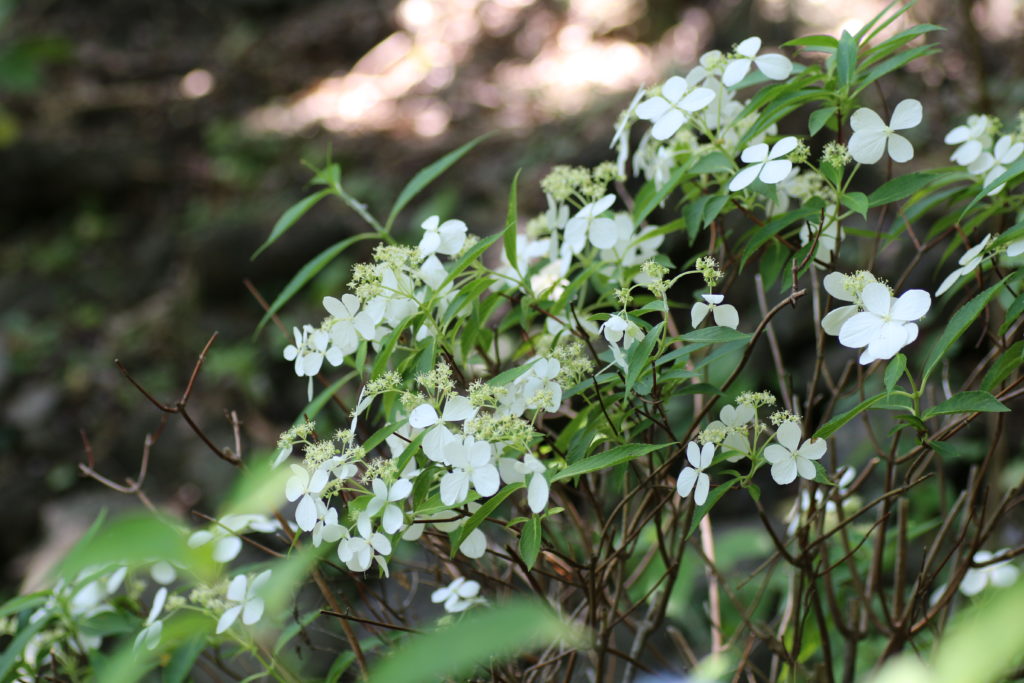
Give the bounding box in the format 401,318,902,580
600,313,645,368
498,453,549,514
635,75,715,141
216,570,271,634
431,577,484,613
722,36,793,87
564,194,619,254
728,136,798,192
409,395,476,457
706,403,756,460
440,436,499,506
338,525,392,574
310,500,345,547
945,114,991,166
501,357,563,415
691,293,739,329
763,422,826,485
324,294,378,357
286,464,330,532
134,587,167,651
677,442,714,505
419,215,467,258
364,478,413,534
409,505,488,559
848,99,922,164
821,271,878,336
837,282,930,364
959,549,1020,596
283,324,329,399
798,206,841,266
935,234,992,296
1007,237,1024,258
611,86,646,177
980,135,1024,195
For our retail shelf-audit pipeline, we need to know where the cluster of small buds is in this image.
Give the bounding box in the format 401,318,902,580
525,214,549,238
400,391,429,412
769,410,802,426
417,361,456,394
698,424,729,446
365,371,402,395
278,420,317,449
361,458,398,485
548,341,594,387
465,413,536,449
736,390,777,408
788,139,811,165
303,439,339,468
188,583,229,612
540,163,619,204
468,380,507,407
615,287,634,307
373,244,418,272
821,141,852,167
349,262,383,300
696,256,724,288
640,260,671,296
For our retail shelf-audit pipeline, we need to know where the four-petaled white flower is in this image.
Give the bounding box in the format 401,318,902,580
134,587,167,651
431,577,484,613
440,436,499,506
600,313,644,348
729,136,798,192
286,464,330,532
821,271,878,336
935,234,992,296
722,36,793,87
975,135,1024,195
324,294,378,357
959,549,1020,596
564,194,620,253
364,478,413,534
848,99,922,164
498,453,549,514
283,324,329,399
338,525,392,574
419,215,468,258
945,114,990,166
188,514,278,563
706,403,756,460
763,422,826,485
677,441,714,506
838,282,930,364
691,293,740,329
310,500,345,547
409,395,476,457
216,570,271,634
635,75,715,141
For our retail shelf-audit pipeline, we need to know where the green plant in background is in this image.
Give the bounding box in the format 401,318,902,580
4,1,1024,680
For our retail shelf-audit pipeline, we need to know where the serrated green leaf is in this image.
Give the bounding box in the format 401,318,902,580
386,133,493,231
255,232,378,334
922,280,1007,384
519,517,541,570
867,172,936,207
836,31,857,89
814,392,887,439
553,443,669,482
922,391,1009,420
981,341,1024,392
253,188,332,260
884,354,907,392
503,169,521,276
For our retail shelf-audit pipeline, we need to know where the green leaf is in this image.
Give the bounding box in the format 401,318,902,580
386,133,493,231
922,279,1006,384
841,191,869,219
784,34,839,51
553,443,669,482
867,172,936,207
813,392,887,439
625,322,663,396
0,614,49,681
922,391,1009,420
686,479,737,539
854,43,941,97
255,232,379,334
367,600,580,683
0,593,46,619
884,353,906,392
836,30,858,89
677,326,751,344
808,106,835,135
690,151,735,174
503,169,521,276
488,360,537,387
1000,289,1024,336
519,517,541,571
439,232,501,291
634,164,688,225
981,341,1024,392
450,482,524,557
252,188,332,260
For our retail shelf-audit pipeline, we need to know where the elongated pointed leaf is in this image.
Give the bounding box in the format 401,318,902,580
253,188,332,260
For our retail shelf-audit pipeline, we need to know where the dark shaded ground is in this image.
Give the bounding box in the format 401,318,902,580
1,0,1021,592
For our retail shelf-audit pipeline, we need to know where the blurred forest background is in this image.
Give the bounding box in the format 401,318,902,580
2,0,1023,596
